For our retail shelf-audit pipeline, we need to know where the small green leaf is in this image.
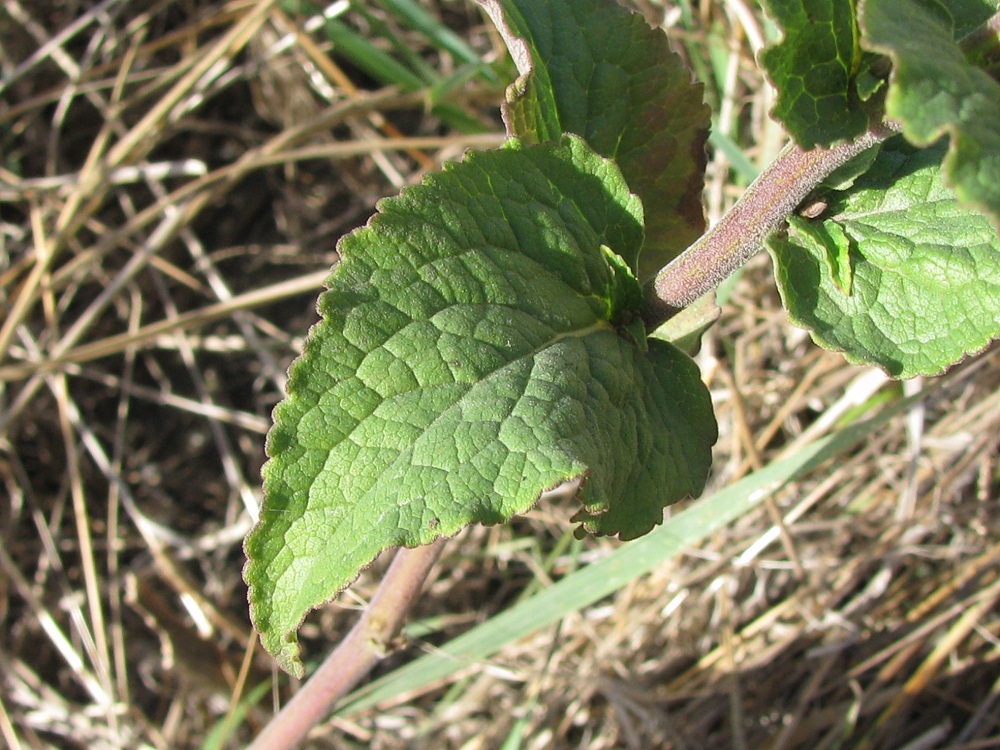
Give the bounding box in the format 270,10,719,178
860,0,1000,230
759,0,878,148
769,140,1000,378
477,0,710,277
650,292,721,356
787,215,854,294
245,136,717,675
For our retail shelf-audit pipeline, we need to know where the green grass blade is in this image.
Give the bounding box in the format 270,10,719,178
709,127,760,183
200,681,270,750
375,0,485,68
324,16,427,89
334,388,919,716
353,3,442,83
322,14,493,134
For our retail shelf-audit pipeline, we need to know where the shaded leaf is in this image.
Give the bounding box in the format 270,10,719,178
759,0,877,148
478,0,710,278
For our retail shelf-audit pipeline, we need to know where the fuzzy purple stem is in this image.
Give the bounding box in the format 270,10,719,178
642,121,900,330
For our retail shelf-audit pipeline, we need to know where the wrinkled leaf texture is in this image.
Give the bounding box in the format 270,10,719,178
246,137,717,675
770,140,1000,378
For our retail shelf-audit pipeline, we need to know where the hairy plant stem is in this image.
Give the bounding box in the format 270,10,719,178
641,121,900,331
246,539,447,750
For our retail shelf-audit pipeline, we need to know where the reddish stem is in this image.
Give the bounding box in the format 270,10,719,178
641,121,900,330
246,539,447,750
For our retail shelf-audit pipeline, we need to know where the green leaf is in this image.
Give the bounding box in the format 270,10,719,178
650,292,721,356
769,140,1000,378
859,0,1000,231
245,136,717,675
477,0,710,278
787,215,855,294
759,0,877,148
374,0,484,67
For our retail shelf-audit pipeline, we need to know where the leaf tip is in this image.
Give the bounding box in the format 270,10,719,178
264,629,307,679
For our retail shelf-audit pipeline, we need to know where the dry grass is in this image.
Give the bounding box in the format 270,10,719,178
1,1,998,749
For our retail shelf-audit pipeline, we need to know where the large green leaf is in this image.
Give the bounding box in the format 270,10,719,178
478,0,710,278
769,140,1000,378
245,137,717,675
859,0,1000,230
759,0,877,148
